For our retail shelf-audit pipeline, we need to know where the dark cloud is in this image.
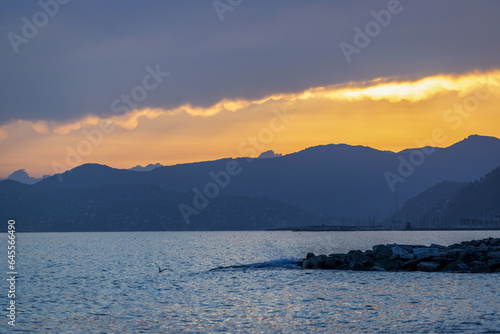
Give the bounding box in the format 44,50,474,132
1,0,499,125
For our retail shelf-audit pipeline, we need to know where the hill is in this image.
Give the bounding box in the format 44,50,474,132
0,181,329,232
33,135,500,221
394,165,500,228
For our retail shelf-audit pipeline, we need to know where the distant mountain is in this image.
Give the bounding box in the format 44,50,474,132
394,165,500,228
33,135,500,221
257,150,282,159
129,163,163,172
0,181,329,232
7,169,43,185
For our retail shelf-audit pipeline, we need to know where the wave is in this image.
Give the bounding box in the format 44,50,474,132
209,258,302,272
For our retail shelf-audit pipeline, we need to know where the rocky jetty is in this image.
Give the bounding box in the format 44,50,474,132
302,238,500,273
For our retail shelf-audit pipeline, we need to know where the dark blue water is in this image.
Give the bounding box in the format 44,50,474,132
1,231,500,333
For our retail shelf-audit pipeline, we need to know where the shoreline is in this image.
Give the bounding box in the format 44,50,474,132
268,226,500,232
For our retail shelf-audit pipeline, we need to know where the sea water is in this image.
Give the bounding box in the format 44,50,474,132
1,231,499,333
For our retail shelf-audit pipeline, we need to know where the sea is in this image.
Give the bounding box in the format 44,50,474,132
1,230,500,333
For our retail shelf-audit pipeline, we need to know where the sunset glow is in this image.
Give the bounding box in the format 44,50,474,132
1,69,499,178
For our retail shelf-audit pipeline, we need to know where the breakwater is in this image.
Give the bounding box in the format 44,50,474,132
302,238,500,273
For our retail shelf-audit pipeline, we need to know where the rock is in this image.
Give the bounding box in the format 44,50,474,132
465,240,480,247
444,249,466,260
400,253,415,261
413,248,440,259
372,244,392,254
465,251,486,263
389,253,400,260
324,256,342,269
391,245,409,256
375,251,392,260
364,250,375,258
374,258,400,271
487,251,500,261
429,257,455,266
349,262,365,271
351,253,374,266
302,255,326,269
417,261,441,272
487,261,500,271
302,238,500,273
400,259,422,271
442,260,469,272
336,263,349,270
371,266,387,272
470,265,492,273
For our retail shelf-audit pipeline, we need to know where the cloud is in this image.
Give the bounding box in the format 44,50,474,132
2,69,500,178
0,128,6,143
30,121,49,135
2,69,500,138
322,70,500,103
1,1,500,126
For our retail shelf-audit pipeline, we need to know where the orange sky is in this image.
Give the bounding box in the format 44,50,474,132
1,69,499,178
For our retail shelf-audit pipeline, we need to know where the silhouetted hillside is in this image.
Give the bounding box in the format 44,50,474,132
395,165,500,228
33,135,500,221
0,181,329,232
390,181,468,226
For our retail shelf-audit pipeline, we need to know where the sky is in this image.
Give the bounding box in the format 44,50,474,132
1,0,500,178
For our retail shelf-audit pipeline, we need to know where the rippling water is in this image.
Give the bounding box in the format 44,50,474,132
1,231,500,333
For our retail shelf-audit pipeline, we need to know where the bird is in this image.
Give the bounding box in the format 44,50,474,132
155,262,172,273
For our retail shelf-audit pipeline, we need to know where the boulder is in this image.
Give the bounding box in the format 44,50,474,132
429,257,455,266
441,260,469,272
372,244,392,254
399,259,421,271
487,251,500,261
413,248,440,259
487,261,500,271
302,255,326,269
469,261,486,268
400,253,415,261
470,265,492,273
349,262,365,271
391,245,409,256
375,251,392,260
351,253,374,266
364,250,375,258
374,258,400,271
417,261,441,272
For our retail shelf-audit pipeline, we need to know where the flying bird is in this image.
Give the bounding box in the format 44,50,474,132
155,262,172,273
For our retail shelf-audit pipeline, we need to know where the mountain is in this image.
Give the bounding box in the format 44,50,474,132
257,150,282,159
0,181,329,232
390,181,468,226
33,135,500,221
129,163,163,172
7,169,43,185
394,165,500,228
